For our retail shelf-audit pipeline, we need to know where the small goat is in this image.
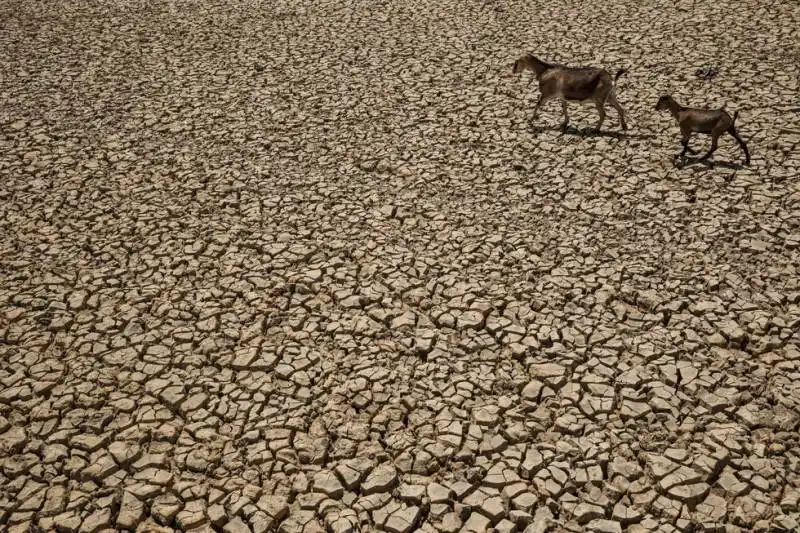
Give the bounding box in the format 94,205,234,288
655,95,750,167
512,54,628,132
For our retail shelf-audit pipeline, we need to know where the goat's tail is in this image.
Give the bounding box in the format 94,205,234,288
732,110,739,124
614,68,628,82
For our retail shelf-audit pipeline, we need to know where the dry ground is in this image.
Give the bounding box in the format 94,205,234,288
1,0,800,531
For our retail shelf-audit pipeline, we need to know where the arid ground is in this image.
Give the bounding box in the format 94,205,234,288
1,0,799,531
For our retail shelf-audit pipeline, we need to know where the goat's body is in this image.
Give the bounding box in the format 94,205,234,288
656,96,750,166
540,67,606,101
674,108,727,134
513,55,627,131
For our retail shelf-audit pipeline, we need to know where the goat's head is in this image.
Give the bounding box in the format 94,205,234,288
512,54,538,75
655,95,673,111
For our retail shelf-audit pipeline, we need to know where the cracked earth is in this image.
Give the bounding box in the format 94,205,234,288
1,0,800,532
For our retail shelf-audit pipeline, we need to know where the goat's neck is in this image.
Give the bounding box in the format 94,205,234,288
666,99,683,118
530,58,551,78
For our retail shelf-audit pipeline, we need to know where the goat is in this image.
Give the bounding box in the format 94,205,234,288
655,95,750,167
512,54,628,132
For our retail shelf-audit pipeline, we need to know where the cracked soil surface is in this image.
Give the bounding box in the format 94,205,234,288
1,0,800,531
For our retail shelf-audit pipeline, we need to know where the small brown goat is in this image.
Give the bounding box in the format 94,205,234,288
655,95,750,167
512,54,628,132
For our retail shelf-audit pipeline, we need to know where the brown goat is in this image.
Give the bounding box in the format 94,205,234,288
512,54,628,132
655,95,750,167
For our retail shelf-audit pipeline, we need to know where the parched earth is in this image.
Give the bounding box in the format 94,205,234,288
1,0,799,531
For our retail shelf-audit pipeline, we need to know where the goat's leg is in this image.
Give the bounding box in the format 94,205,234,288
608,91,627,130
678,130,692,158
676,128,693,167
677,121,697,154
699,118,732,166
677,140,692,168
594,98,606,132
697,135,719,166
531,95,548,123
698,125,727,166
561,101,569,132
728,127,751,165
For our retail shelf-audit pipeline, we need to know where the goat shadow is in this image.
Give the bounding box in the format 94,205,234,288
528,124,656,140
675,158,746,171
